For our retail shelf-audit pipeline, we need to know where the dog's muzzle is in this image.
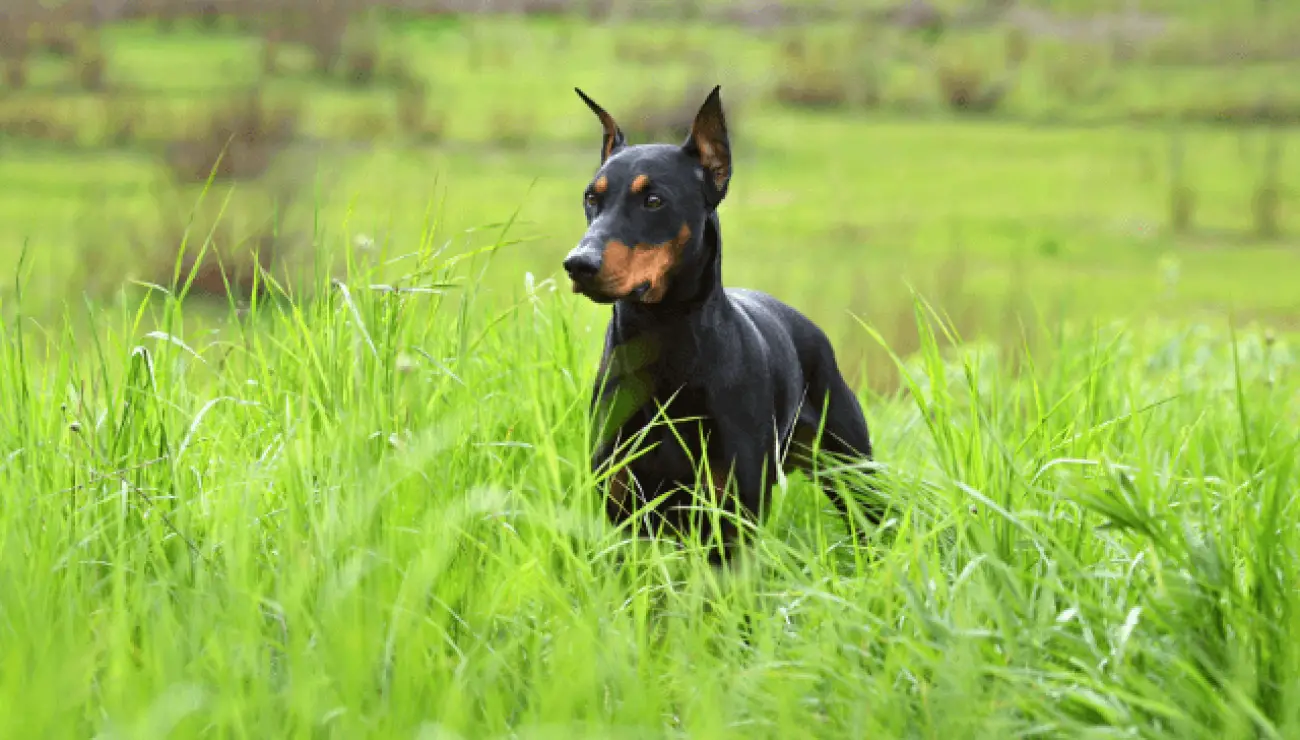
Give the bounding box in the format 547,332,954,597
564,238,605,295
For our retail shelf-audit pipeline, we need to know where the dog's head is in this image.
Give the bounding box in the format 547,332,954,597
563,86,731,305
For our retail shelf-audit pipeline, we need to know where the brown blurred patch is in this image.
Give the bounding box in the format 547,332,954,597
163,87,301,183
621,83,745,145
934,57,1012,114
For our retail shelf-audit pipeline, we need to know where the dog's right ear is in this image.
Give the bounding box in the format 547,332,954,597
682,85,731,208
575,88,627,165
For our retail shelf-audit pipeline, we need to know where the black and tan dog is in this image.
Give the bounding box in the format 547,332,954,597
565,86,879,558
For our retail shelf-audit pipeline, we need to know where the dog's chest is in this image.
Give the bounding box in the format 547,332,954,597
601,323,721,464
622,384,717,486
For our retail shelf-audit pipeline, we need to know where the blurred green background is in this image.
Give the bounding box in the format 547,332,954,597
0,0,1296,387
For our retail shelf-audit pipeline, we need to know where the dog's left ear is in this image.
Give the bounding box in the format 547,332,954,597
682,85,731,207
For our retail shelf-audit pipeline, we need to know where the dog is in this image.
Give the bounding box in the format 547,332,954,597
564,85,880,559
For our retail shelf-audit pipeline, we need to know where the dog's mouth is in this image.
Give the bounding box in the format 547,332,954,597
570,278,651,304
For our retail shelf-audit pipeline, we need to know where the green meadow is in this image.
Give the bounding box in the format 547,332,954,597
1,2,1299,736
2,11,1297,360
2,229,1298,737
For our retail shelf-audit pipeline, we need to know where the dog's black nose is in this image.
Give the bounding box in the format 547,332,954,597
563,251,601,279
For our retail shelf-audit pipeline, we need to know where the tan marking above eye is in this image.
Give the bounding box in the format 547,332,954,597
595,223,693,303
629,174,650,194
594,176,608,194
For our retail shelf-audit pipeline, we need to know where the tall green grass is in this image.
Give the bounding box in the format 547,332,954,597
0,218,1296,738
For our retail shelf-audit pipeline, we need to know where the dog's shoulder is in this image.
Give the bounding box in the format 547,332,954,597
724,286,835,353
725,287,786,314
724,287,813,330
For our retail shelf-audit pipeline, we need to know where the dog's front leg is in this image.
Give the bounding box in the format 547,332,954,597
590,395,638,526
707,401,776,549
590,369,654,526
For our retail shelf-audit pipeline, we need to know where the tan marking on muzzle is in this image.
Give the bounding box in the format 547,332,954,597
596,223,693,303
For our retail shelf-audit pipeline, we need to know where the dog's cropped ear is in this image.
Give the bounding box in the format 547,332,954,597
682,85,731,207
575,88,627,165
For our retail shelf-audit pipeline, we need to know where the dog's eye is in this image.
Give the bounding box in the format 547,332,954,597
584,192,598,209
644,194,664,209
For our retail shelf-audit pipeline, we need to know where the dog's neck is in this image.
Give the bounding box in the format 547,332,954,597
611,211,723,332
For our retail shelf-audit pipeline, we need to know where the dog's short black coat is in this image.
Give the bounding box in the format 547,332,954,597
564,86,879,556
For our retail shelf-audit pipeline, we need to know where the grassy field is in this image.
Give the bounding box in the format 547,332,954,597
1,240,1297,737
1,4,1299,735
1,10,1297,380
